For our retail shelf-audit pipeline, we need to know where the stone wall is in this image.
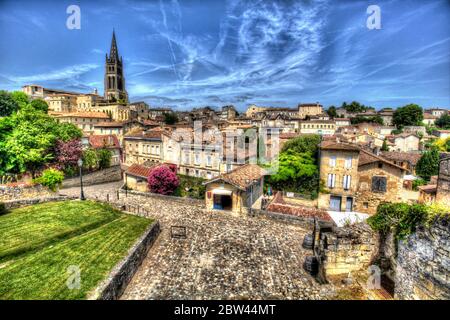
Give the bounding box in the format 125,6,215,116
3,195,77,210
61,165,122,188
88,221,161,300
318,223,378,276
118,188,204,207
0,183,55,201
394,217,450,300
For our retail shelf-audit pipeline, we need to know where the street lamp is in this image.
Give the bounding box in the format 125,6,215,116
77,158,85,201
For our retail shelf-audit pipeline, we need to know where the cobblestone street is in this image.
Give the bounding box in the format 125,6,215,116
60,182,333,300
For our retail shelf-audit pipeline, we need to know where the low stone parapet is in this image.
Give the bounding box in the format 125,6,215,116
61,165,122,188
0,183,55,201
88,221,161,300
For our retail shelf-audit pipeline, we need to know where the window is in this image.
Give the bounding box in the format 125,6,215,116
343,175,351,190
371,176,387,193
345,156,352,169
329,156,337,167
195,153,200,165
206,155,212,167
327,174,336,188
184,152,190,164
156,146,160,155
378,163,383,169
206,171,212,179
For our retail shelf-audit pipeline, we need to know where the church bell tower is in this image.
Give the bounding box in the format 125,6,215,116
104,30,128,103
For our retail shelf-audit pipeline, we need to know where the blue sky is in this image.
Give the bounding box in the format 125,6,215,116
0,0,449,111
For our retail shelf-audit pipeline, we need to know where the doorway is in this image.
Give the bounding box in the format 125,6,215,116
330,196,342,211
345,197,353,212
213,194,232,211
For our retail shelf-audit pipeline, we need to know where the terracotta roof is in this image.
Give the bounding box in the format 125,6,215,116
418,184,437,193
88,135,120,149
56,112,110,119
94,121,127,127
124,129,162,140
320,140,360,151
423,113,438,119
204,164,265,190
125,163,157,179
380,151,422,165
358,149,406,171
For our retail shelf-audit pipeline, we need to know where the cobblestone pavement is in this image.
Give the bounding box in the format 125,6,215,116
61,182,333,300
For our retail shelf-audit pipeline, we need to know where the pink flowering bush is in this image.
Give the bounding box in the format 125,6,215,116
147,165,180,195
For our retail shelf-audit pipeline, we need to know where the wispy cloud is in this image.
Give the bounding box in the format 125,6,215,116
6,64,99,83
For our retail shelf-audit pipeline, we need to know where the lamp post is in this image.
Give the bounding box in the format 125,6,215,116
77,158,85,201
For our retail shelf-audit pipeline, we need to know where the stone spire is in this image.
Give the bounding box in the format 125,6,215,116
109,29,119,62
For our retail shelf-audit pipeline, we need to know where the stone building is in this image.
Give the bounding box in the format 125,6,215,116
298,103,323,119
436,157,450,204
124,163,155,192
299,119,336,135
94,120,146,145
54,111,111,135
123,129,163,166
389,133,421,152
203,164,265,212
318,140,406,214
47,93,78,113
88,134,122,166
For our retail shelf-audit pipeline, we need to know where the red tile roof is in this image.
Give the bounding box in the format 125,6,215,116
56,112,110,119
204,164,266,190
125,163,158,179
88,135,120,149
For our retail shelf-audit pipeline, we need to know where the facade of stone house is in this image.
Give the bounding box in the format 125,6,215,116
318,141,406,214
298,103,323,119
55,111,111,135
123,129,163,166
318,141,361,212
179,142,221,179
88,134,122,166
354,150,405,214
203,164,265,213
436,157,450,204
299,120,336,135
380,151,421,175
391,133,420,152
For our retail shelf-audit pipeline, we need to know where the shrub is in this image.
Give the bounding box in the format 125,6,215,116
367,202,430,241
34,168,64,192
97,149,112,169
0,202,7,215
412,178,427,191
175,174,206,199
147,165,180,195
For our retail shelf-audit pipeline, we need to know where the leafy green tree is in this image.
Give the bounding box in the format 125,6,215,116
0,91,19,117
29,99,49,113
54,123,82,142
34,168,64,192
416,148,440,181
97,148,112,169
381,139,389,151
326,106,337,118
393,104,423,128
341,101,369,113
435,114,450,129
164,113,178,125
350,115,384,125
82,148,99,171
10,91,29,109
281,134,321,156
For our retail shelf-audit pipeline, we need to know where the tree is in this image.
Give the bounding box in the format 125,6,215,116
54,123,82,142
10,91,29,109
281,134,321,156
29,99,49,113
435,114,450,129
97,148,112,169
0,91,19,117
416,148,440,181
393,104,423,128
82,148,99,171
54,139,83,171
341,101,369,113
148,165,180,195
326,106,337,118
350,115,384,125
164,113,178,125
381,139,389,151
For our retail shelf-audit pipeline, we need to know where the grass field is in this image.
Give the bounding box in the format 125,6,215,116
0,200,153,300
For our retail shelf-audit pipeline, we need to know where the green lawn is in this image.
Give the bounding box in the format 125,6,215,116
0,200,152,300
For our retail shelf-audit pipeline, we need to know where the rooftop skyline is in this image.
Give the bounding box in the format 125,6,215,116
0,0,449,111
